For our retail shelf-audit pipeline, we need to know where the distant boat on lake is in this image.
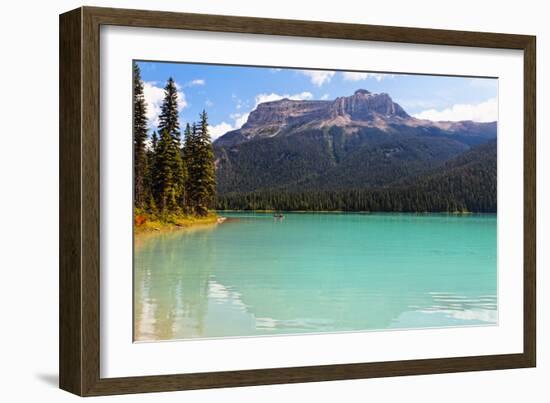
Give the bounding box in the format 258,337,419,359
273,213,285,221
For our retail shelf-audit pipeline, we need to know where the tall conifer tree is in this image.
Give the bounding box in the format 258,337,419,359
155,77,186,210
153,129,178,212
186,111,216,216
146,131,158,213
151,130,158,150
157,77,180,142
133,62,149,208
182,123,196,213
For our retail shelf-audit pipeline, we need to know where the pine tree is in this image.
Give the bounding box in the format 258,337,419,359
183,123,199,214
173,136,186,211
145,80,218,218
157,77,180,142
133,62,149,208
151,130,158,150
182,123,196,213
149,131,158,206
145,131,158,213
189,111,216,216
153,129,178,212
156,77,186,211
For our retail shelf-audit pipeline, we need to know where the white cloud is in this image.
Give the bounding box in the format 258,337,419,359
231,112,249,129
342,72,394,82
212,91,315,139
143,81,187,128
413,98,497,122
186,79,205,86
177,97,187,111
398,99,441,110
142,82,164,126
209,122,235,140
233,91,313,129
254,91,313,105
320,93,330,100
300,70,335,86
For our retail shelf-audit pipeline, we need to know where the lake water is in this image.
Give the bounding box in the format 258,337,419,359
134,212,497,341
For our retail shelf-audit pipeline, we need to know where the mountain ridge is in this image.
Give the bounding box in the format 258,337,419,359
215,89,496,147
213,89,497,212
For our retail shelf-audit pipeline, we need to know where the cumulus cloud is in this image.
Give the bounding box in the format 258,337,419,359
300,70,335,86
231,91,314,130
211,91,315,140
230,112,249,129
143,81,187,128
209,122,235,140
254,91,313,105
413,98,497,122
342,72,394,82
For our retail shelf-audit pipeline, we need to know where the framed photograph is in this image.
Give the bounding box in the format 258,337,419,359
59,6,536,396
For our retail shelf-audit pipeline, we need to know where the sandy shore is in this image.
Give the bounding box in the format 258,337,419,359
134,213,226,235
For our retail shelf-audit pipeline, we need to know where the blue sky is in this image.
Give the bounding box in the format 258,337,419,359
136,60,498,140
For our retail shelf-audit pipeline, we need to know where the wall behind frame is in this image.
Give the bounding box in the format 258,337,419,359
0,0,546,402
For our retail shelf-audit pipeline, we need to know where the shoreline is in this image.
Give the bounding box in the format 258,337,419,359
216,210,493,215
134,212,226,235
134,210,493,236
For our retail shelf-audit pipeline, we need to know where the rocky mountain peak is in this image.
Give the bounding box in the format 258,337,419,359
214,89,494,148
242,90,409,130
331,90,409,120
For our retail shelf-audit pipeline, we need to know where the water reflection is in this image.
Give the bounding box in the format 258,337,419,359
134,226,216,340
134,213,497,341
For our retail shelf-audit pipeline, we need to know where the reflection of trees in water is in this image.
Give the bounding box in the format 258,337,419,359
134,227,216,341
134,215,497,338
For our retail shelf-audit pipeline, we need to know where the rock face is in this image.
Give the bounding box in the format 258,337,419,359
215,89,494,147
244,90,409,127
331,89,410,120
244,99,329,128
213,89,497,195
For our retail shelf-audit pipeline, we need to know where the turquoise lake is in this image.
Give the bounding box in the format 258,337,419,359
134,213,497,341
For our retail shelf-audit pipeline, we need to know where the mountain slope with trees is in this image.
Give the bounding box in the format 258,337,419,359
216,140,497,213
214,90,497,213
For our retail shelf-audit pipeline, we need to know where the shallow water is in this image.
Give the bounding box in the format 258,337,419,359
134,212,497,341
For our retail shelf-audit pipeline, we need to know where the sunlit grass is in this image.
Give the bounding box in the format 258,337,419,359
134,209,219,234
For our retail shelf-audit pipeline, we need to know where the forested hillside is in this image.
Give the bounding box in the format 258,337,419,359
217,140,496,212
213,90,497,213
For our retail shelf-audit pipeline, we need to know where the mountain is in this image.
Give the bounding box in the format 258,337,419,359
213,90,497,212
215,89,495,148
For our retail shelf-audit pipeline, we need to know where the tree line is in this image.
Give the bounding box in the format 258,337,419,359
133,62,216,217
216,151,497,213
217,186,496,213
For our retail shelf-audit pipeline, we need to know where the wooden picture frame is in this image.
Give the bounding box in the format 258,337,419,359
59,6,536,396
